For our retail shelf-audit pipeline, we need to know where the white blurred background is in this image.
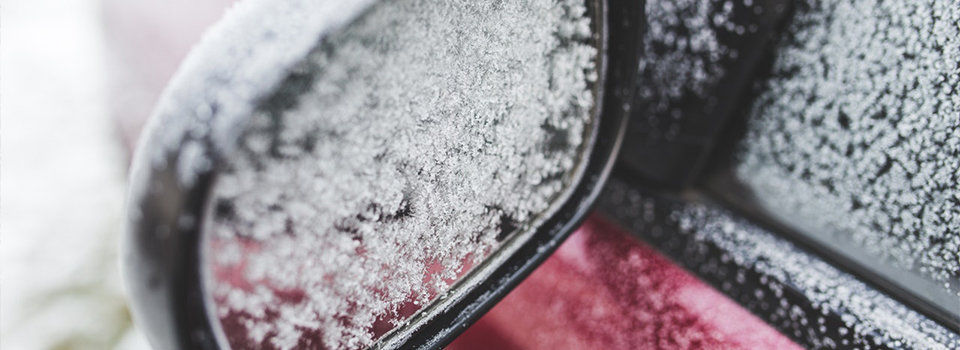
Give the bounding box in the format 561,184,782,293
1,0,229,348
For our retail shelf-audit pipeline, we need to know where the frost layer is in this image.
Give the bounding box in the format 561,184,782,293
735,0,960,296
600,179,960,349
635,0,736,139
205,0,596,349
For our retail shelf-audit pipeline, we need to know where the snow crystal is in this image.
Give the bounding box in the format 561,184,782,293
202,0,597,349
734,0,960,297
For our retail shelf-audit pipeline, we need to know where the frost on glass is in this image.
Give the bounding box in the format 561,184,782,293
620,0,788,186
635,0,737,139
202,0,597,349
734,0,960,298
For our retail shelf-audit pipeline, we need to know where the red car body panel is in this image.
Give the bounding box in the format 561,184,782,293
449,216,800,350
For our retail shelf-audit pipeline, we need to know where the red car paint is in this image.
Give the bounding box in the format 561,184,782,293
449,216,800,350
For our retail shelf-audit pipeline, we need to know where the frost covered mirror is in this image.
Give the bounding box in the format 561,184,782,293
122,0,642,349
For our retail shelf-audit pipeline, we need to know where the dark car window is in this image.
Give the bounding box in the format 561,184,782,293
715,0,960,323
614,0,959,331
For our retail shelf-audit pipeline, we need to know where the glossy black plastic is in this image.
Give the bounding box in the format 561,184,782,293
618,0,791,189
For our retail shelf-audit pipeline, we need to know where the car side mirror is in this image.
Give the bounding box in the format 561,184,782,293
122,1,644,349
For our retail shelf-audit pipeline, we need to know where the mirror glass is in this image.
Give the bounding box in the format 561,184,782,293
200,0,602,348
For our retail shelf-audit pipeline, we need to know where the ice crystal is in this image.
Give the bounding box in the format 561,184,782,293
635,0,734,140
735,0,960,297
202,0,596,349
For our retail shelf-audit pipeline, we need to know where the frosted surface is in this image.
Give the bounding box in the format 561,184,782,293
600,178,960,349
735,0,960,297
636,0,735,139
204,0,596,349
